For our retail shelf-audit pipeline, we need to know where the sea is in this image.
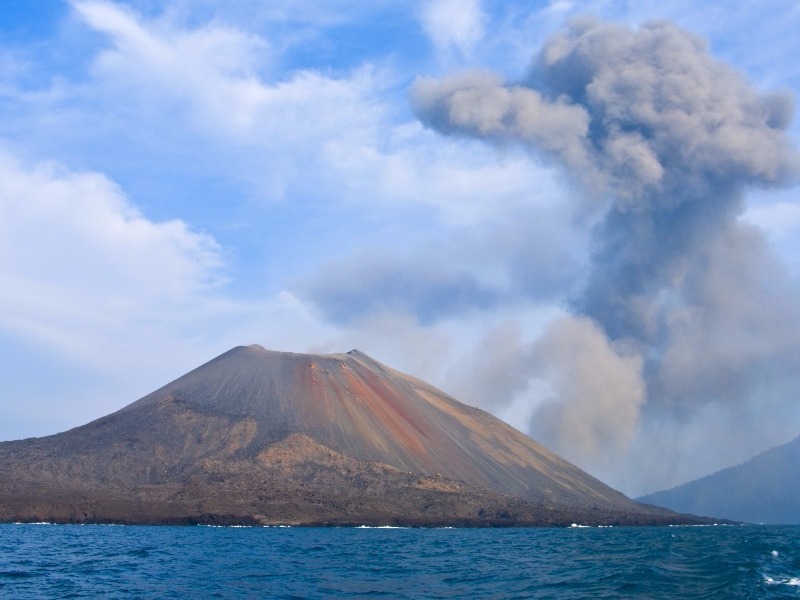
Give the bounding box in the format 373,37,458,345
1,523,799,599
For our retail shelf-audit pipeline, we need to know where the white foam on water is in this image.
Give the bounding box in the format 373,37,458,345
763,575,800,587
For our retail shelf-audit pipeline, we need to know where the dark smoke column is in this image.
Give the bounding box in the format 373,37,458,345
413,17,800,482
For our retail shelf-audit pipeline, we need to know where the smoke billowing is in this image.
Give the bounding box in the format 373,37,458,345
413,17,800,490
529,316,645,467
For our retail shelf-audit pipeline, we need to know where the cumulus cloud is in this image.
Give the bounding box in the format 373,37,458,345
414,17,800,490
69,0,389,203
74,0,286,134
68,0,554,223
0,150,223,364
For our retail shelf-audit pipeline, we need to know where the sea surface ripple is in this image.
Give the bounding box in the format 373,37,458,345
1,524,799,598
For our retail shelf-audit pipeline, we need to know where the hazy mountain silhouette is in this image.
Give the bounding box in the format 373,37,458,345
0,345,711,526
638,435,800,524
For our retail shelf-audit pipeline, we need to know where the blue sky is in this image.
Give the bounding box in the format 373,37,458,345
1,0,800,496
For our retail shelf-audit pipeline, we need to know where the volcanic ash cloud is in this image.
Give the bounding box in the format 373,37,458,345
413,17,800,487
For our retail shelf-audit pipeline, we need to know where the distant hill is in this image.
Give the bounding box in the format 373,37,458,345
638,435,800,524
0,345,708,526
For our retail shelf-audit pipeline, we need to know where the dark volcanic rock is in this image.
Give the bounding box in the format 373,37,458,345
0,345,708,526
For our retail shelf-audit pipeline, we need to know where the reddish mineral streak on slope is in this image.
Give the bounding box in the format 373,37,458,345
340,360,432,459
0,344,684,526
109,344,630,507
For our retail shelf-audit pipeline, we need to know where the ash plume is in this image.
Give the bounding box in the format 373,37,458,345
413,17,800,488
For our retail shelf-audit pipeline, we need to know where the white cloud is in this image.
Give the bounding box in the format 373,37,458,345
418,0,486,56
73,0,391,147
68,1,563,224
0,149,224,364
74,0,273,134
70,2,390,198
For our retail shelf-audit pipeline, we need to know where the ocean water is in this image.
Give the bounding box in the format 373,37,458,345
1,524,799,599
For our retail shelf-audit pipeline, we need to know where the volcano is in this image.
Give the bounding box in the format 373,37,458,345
0,345,707,526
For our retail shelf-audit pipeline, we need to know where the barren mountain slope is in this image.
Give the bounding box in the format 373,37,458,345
0,345,709,526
